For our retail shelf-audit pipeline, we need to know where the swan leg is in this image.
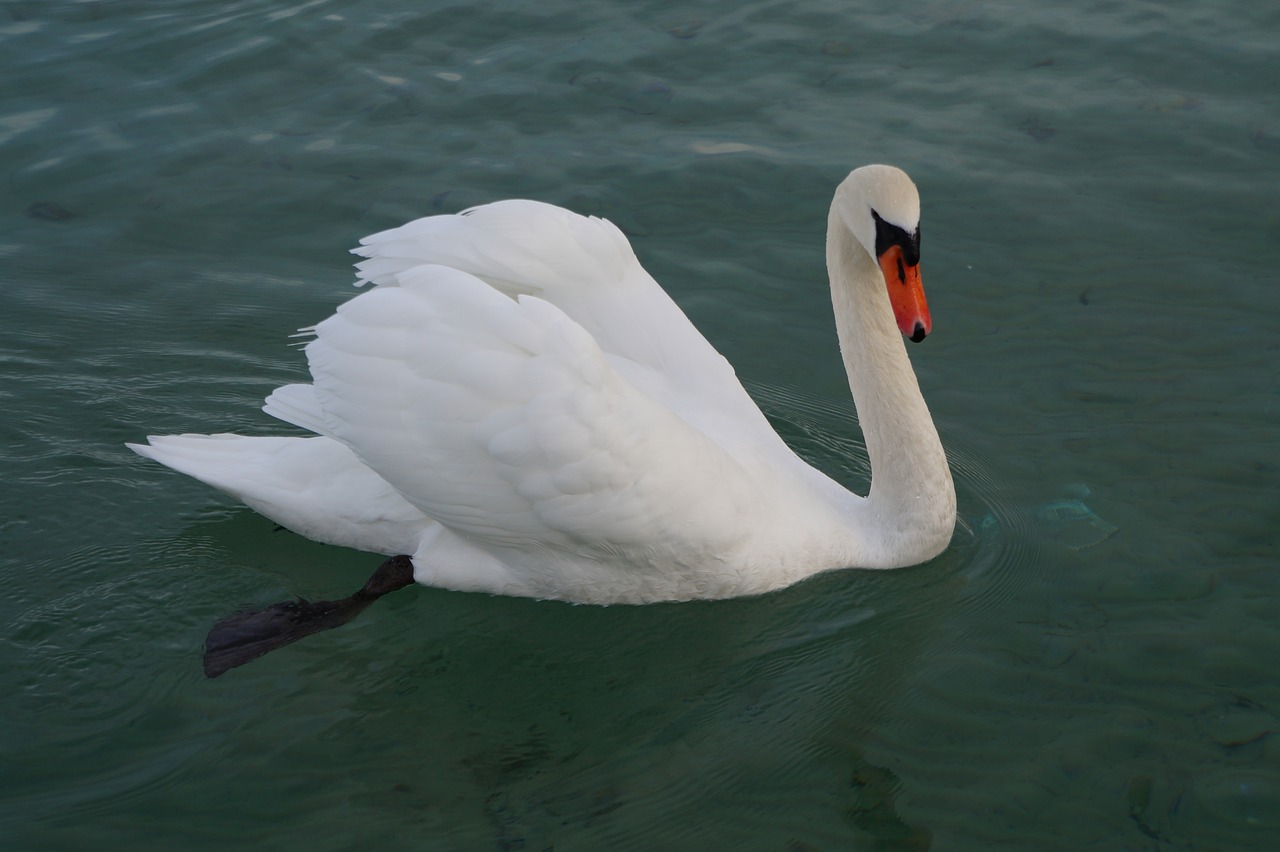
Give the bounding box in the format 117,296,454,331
202,554,416,678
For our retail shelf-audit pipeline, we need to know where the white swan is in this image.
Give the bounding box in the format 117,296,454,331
130,165,955,609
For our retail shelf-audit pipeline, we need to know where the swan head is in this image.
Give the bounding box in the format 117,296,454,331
834,165,931,342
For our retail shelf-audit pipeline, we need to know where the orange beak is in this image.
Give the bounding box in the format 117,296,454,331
878,245,931,342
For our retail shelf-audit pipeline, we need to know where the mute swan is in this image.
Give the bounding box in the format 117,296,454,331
129,165,955,675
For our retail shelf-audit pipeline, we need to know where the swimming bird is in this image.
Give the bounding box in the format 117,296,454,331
129,164,955,675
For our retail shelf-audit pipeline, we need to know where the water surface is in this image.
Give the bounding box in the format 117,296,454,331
3,1,1278,848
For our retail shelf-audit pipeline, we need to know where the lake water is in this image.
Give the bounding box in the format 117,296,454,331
3,0,1278,848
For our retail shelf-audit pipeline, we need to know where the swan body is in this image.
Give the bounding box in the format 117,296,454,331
130,166,955,604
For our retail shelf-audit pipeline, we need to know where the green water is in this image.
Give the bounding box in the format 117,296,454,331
3,0,1278,848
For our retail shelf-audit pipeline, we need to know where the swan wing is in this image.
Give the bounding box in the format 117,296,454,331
263,382,329,435
305,263,761,569
350,200,785,458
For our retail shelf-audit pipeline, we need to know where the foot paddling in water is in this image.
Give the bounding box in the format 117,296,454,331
201,555,415,678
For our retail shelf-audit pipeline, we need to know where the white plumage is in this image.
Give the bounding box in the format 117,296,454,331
130,166,955,604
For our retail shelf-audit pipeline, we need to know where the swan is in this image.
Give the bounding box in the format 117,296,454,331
129,164,955,675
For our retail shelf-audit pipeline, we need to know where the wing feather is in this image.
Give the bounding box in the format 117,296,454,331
348,200,787,459
306,263,758,565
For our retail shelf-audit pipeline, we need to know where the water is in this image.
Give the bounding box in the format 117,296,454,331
3,0,1278,847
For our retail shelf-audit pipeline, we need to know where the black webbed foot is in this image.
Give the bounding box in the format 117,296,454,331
202,554,416,678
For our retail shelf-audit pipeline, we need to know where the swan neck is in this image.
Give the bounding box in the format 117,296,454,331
826,206,955,564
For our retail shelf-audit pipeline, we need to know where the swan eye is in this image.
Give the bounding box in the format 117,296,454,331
871,209,920,266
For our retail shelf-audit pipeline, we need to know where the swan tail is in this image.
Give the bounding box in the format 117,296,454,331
127,434,429,555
